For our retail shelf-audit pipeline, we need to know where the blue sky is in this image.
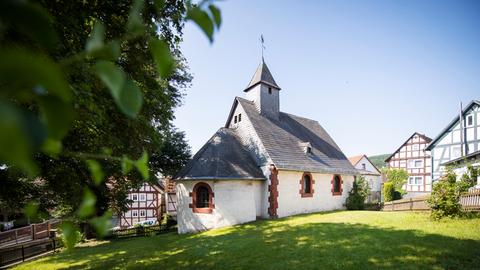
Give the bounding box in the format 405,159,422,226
174,0,480,157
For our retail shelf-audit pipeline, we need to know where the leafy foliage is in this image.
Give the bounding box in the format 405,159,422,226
460,164,479,188
427,169,470,219
382,167,408,198
383,182,395,202
0,0,222,249
346,176,370,210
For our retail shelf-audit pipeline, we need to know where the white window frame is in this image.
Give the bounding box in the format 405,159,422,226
132,194,138,201
466,115,474,127
408,159,423,168
139,210,146,217
132,210,138,217
139,194,146,201
408,176,423,185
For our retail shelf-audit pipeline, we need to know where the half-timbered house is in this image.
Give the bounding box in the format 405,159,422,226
385,132,432,197
425,100,480,181
119,183,163,228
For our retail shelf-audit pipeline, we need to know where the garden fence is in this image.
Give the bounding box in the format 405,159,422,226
383,190,480,211
0,238,61,267
0,220,61,248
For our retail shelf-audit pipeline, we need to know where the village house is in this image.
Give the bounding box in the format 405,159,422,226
425,100,480,182
174,60,358,234
348,155,382,202
385,132,432,197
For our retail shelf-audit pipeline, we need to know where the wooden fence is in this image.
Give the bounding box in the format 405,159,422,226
0,220,61,247
383,190,480,212
0,238,62,267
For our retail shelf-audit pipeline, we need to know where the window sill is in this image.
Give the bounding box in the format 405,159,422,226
300,193,313,198
332,192,342,196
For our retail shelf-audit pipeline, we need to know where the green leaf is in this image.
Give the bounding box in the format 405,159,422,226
85,21,105,54
208,5,222,29
0,48,71,101
135,151,149,180
60,221,79,249
117,78,143,118
24,202,39,220
149,38,174,78
0,101,41,175
89,41,121,61
0,1,58,49
41,138,62,155
93,60,126,100
127,0,145,36
101,147,112,156
86,160,105,185
122,156,134,175
78,188,96,218
38,96,74,140
187,6,214,42
89,211,112,238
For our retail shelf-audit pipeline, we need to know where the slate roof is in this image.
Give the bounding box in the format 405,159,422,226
174,128,266,181
426,100,480,150
244,60,281,92
234,97,358,175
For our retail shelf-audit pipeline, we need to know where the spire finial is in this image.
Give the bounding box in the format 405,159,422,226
260,34,265,62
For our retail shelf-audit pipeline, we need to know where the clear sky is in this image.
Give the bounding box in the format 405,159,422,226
174,0,480,158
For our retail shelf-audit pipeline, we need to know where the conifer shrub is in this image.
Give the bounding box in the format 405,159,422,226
346,176,370,210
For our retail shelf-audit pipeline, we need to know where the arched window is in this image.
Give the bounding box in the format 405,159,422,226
299,172,314,197
189,182,214,213
331,175,343,196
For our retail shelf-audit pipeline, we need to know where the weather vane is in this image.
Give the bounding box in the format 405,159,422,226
260,34,265,61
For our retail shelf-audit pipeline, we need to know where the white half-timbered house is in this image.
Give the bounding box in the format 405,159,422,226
174,60,358,234
385,132,432,197
425,100,480,181
119,183,163,228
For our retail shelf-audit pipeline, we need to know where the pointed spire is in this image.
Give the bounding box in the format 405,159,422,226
244,60,281,92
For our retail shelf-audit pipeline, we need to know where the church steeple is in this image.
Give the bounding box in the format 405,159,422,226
244,59,281,92
244,60,281,119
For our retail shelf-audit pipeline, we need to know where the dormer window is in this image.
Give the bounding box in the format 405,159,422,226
268,87,272,94
300,142,312,155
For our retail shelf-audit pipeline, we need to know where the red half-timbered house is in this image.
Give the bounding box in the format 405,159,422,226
385,132,432,197
119,183,163,228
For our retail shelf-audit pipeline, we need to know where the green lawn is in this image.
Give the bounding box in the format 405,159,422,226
13,211,480,270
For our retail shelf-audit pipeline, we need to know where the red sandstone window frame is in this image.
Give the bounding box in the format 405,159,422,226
189,182,215,214
299,172,314,198
331,175,343,196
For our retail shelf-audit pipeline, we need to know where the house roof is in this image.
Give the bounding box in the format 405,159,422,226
230,97,357,174
348,155,364,166
385,132,432,162
348,154,382,175
426,100,480,151
244,60,281,92
174,128,266,181
442,150,480,167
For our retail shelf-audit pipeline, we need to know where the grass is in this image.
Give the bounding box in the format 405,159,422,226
13,211,480,270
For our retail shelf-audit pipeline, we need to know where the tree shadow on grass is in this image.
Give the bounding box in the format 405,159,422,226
26,222,480,270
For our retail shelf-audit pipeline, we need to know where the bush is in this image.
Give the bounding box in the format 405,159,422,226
162,214,177,228
61,229,84,248
427,170,470,219
383,182,395,202
346,176,370,210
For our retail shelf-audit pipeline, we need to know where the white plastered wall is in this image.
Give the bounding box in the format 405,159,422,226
276,170,354,218
176,180,264,234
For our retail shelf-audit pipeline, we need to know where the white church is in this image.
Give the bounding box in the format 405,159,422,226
174,60,358,234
